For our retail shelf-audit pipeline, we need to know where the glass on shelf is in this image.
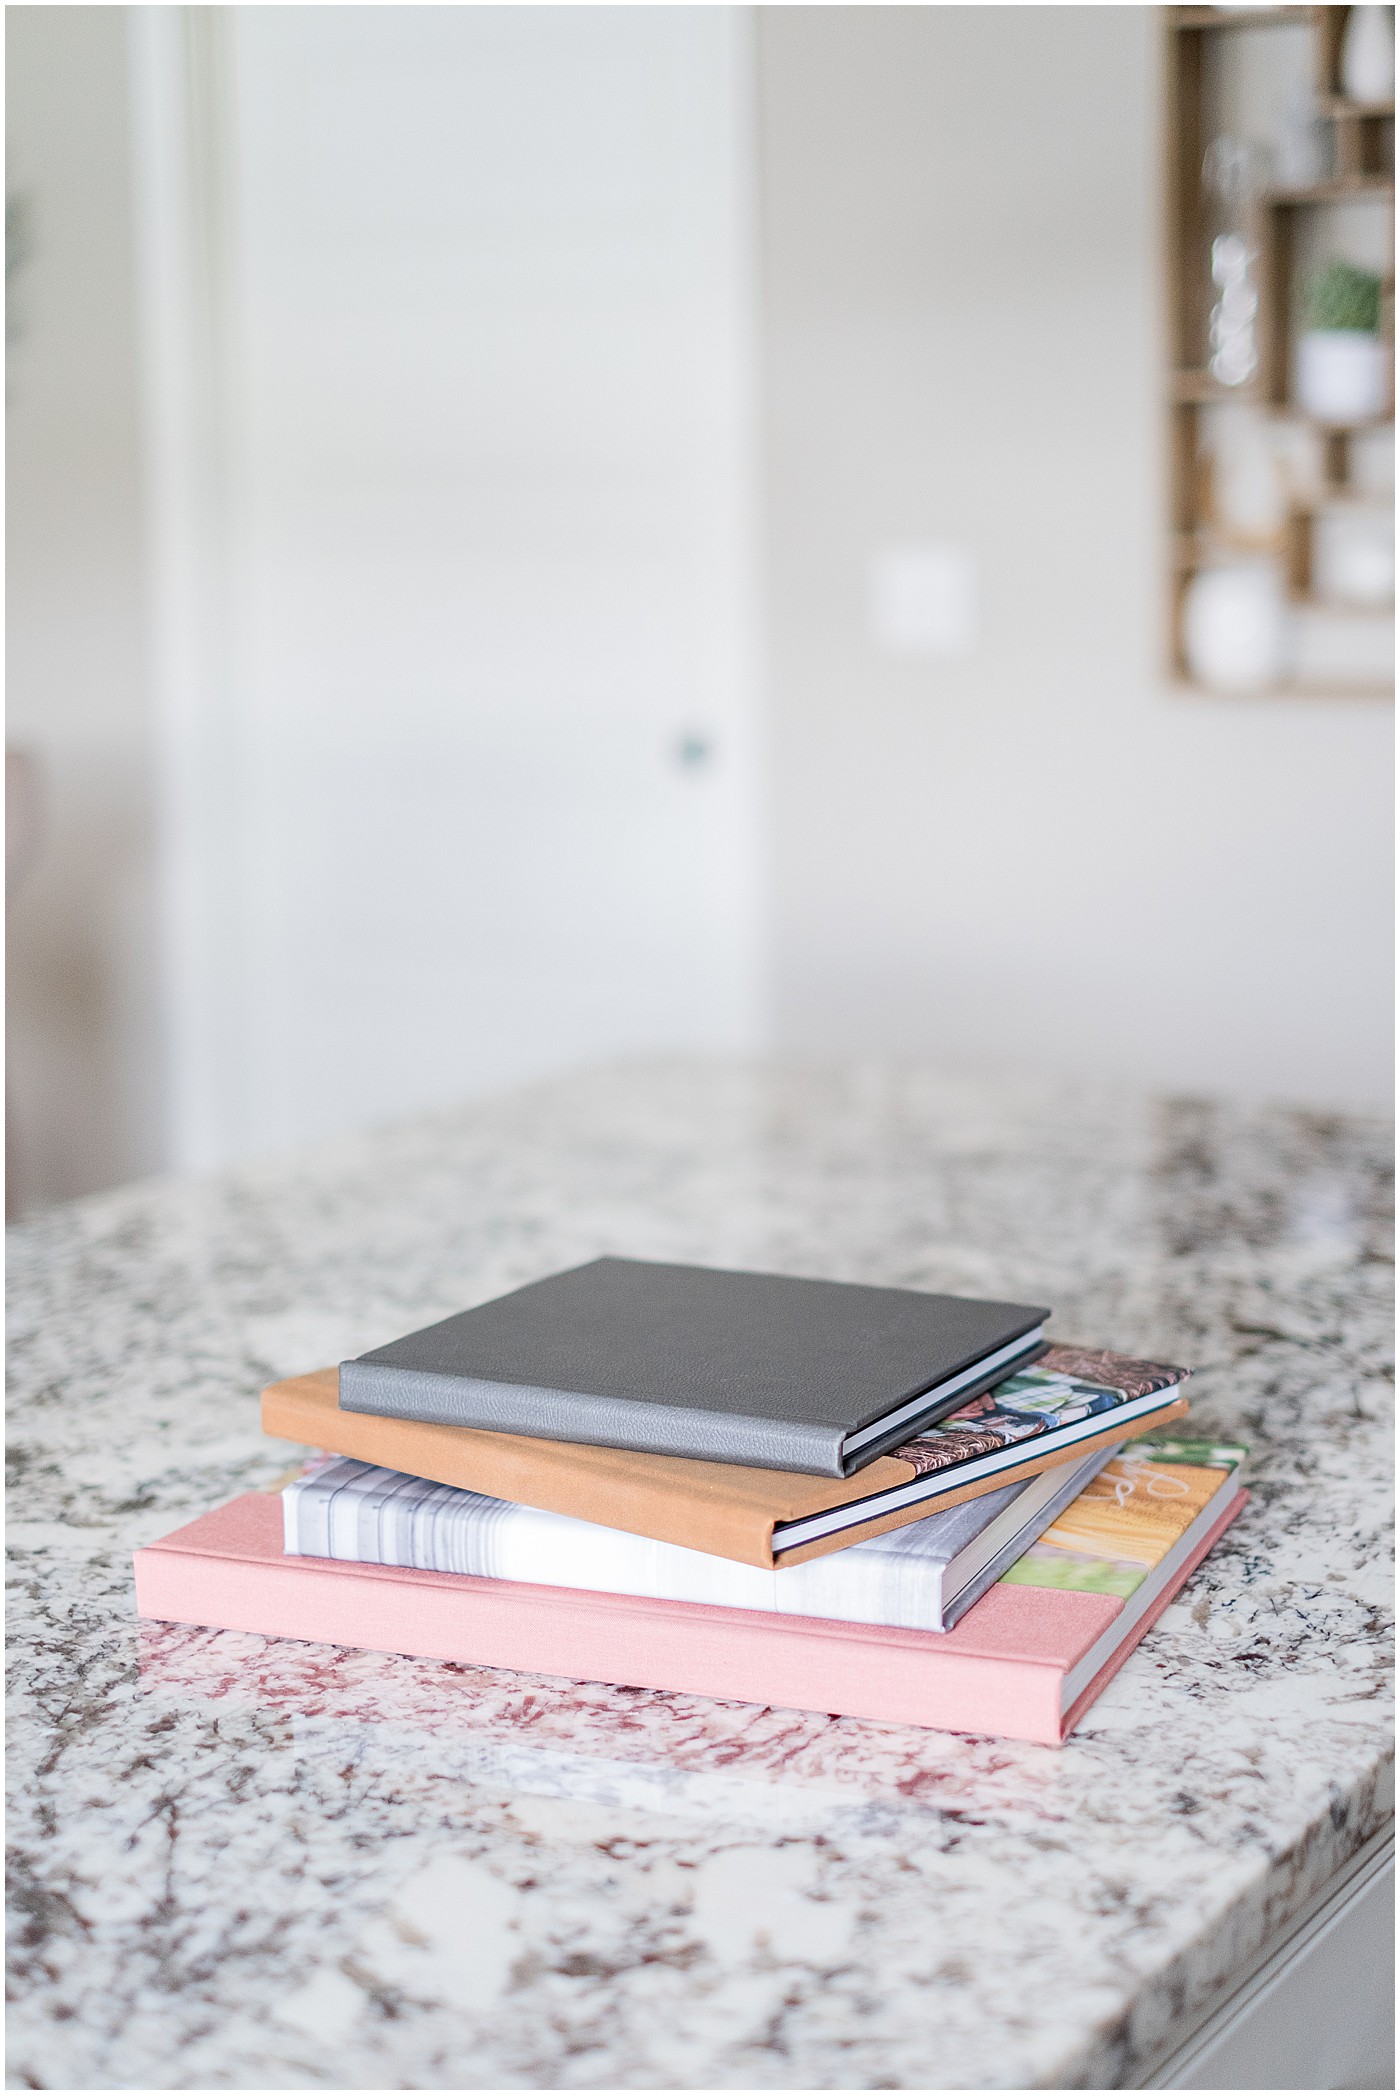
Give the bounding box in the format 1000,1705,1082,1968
1203,135,1263,387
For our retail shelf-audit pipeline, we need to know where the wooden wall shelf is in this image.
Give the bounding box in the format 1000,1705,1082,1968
1318,94,1395,116
1173,8,1312,32
1266,175,1394,200
1164,5,1395,700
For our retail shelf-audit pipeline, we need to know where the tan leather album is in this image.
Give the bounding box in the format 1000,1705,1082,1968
262,1352,1190,1570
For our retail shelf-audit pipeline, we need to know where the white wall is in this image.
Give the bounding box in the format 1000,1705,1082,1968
7,6,1391,1220
6,6,164,1209
757,6,1393,1109
135,5,765,1172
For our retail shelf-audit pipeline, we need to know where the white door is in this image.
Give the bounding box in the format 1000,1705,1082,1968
134,5,763,1169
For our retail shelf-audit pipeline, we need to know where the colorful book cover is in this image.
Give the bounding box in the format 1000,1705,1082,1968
896,1346,1188,1478
998,1437,1247,1599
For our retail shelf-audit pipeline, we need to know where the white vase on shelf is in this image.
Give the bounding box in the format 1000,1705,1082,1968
1295,330,1389,423
1314,505,1395,606
1340,4,1395,105
1182,563,1288,695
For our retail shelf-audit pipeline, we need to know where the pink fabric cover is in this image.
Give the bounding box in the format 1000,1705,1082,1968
134,1491,1244,1746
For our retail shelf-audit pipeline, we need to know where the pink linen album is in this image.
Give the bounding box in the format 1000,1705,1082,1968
133,1490,1243,1746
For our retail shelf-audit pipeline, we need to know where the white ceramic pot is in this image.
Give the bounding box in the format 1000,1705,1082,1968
1183,563,1288,694
1295,330,1388,424
1341,3,1395,104
1313,506,1395,606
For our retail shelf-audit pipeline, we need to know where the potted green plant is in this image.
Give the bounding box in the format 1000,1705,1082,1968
1295,261,1388,424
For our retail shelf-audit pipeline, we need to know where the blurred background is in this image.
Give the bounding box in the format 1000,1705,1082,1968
6,4,1394,1219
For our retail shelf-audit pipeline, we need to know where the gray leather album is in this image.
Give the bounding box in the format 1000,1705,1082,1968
338,1257,1050,1477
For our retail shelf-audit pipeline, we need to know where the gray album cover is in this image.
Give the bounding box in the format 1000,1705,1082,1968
339,1257,1049,1477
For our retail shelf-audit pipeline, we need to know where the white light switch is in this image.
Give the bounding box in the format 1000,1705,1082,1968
870,542,976,659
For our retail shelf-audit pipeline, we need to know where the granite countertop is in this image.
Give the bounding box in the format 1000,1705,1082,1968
7,1060,1394,2090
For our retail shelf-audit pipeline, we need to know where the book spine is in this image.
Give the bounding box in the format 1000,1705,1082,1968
337,1361,848,1477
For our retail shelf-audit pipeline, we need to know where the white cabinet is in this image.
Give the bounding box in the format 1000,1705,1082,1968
1135,1830,1394,2091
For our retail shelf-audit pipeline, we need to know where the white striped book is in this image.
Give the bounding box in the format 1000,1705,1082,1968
283,1443,1117,1633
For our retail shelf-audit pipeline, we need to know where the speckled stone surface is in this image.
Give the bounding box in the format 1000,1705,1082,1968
7,1060,1394,2090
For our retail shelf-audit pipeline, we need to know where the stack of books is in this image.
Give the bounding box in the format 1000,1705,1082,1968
134,1258,1246,1745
